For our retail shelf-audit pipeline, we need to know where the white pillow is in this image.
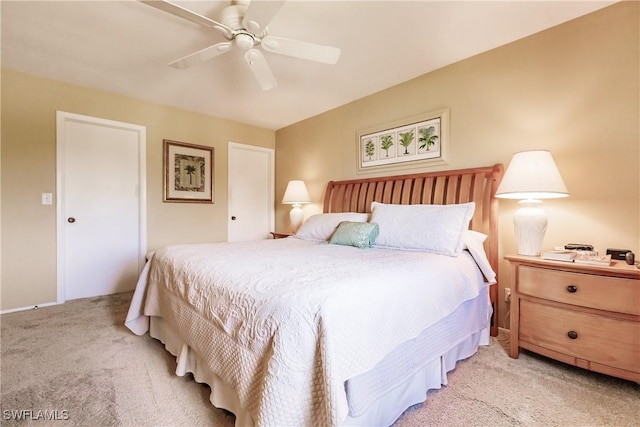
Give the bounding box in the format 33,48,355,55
293,213,369,242
465,230,488,244
463,230,496,283
370,201,475,256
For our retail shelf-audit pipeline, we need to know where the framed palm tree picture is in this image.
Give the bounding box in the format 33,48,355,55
163,139,214,203
357,108,449,174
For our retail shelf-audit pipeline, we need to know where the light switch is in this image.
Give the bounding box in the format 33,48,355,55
42,193,53,205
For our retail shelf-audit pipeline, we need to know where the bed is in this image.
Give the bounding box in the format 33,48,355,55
126,163,503,427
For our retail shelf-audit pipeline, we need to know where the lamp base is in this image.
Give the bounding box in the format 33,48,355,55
513,202,548,256
289,204,304,233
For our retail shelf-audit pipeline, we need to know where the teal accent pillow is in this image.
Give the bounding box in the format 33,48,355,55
329,221,379,248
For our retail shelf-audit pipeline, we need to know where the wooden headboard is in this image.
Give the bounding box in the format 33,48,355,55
323,164,504,336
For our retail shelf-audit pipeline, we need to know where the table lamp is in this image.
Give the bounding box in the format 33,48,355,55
496,150,569,256
282,180,311,232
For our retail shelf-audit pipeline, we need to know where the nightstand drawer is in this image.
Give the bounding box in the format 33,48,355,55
520,300,640,373
519,266,640,315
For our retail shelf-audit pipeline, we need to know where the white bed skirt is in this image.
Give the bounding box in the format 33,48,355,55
148,295,490,427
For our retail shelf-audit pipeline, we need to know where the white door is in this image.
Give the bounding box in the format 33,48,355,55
56,112,146,302
228,142,274,242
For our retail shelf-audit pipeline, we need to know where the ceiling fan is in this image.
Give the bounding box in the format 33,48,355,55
141,0,341,90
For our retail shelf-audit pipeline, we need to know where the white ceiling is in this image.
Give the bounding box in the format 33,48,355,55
1,1,615,130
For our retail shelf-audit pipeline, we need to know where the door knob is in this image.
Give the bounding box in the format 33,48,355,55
67,217,76,223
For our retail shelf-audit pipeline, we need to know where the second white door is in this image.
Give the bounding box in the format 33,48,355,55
228,142,274,242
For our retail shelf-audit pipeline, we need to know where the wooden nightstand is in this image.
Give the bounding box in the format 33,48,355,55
505,255,640,382
270,232,292,239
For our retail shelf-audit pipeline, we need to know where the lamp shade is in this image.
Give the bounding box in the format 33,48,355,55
496,150,569,200
282,180,311,204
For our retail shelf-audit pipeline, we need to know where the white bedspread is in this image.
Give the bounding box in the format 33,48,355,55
126,238,490,426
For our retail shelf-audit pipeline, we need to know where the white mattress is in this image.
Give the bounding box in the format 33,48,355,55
126,238,492,426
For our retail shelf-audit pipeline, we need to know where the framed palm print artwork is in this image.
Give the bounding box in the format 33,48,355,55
163,139,214,203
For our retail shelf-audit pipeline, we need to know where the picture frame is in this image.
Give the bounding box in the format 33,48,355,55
163,139,214,203
357,108,449,174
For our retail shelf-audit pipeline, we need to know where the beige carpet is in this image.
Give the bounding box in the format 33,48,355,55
1,292,638,427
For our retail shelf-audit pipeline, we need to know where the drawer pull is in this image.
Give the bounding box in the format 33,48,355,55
566,285,577,293
567,331,578,339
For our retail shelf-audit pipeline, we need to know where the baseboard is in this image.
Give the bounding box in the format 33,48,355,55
1,301,58,315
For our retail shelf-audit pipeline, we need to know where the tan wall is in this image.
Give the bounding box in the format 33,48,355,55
1,69,275,310
275,2,640,328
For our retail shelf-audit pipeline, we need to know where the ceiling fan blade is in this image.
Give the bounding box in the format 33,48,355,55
140,0,233,37
242,0,286,34
169,42,232,69
261,36,341,64
243,49,278,91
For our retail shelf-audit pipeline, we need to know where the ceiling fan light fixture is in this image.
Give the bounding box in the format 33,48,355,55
235,33,255,50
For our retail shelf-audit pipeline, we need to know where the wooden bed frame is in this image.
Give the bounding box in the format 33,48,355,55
323,164,504,337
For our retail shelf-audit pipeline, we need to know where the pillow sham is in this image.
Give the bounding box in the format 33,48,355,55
294,212,369,242
370,201,475,256
328,221,379,248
